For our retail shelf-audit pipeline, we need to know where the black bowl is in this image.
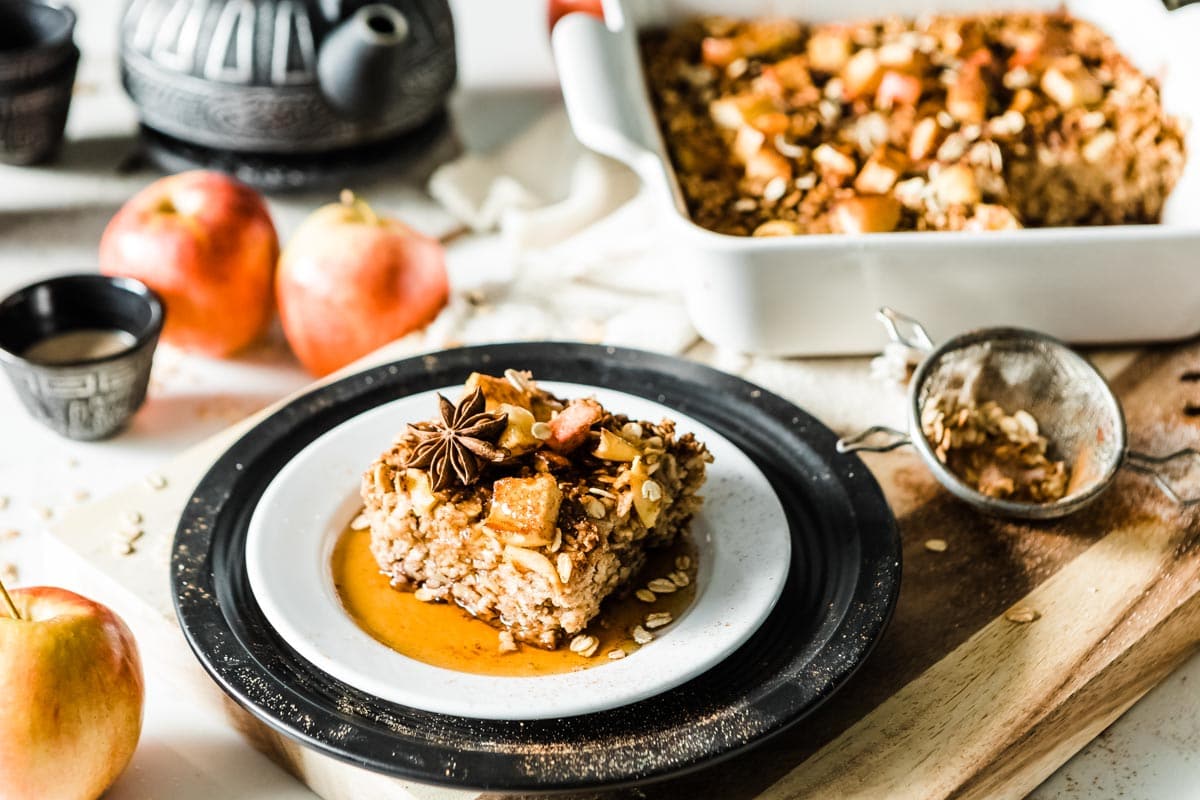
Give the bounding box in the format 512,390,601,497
0,274,164,440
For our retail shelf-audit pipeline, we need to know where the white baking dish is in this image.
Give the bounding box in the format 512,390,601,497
552,0,1200,355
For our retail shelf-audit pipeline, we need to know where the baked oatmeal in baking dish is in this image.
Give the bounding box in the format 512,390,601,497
360,371,711,650
641,11,1187,236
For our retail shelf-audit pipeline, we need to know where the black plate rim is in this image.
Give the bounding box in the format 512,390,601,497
171,342,902,792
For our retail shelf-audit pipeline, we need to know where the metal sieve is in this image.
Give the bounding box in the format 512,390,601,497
838,308,1200,520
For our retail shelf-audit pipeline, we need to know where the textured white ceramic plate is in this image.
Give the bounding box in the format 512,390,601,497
245,382,790,720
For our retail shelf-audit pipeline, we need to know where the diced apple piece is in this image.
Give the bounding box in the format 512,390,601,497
504,545,560,585
947,50,992,124
875,70,922,109
748,111,790,137
701,36,738,68
487,474,562,545
546,398,603,453
594,428,643,461
932,164,981,207
965,204,1021,231
1040,56,1103,110
752,220,801,237
626,457,663,529
745,148,793,186
813,143,857,177
404,468,439,517
465,372,529,412
909,117,942,161
738,18,803,57
709,93,776,130
759,54,813,94
877,42,918,71
840,48,884,100
807,28,851,73
854,146,907,195
733,125,766,163
496,404,540,455
830,196,901,233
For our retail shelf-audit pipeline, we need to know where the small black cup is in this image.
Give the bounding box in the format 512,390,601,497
0,274,165,441
0,1,79,165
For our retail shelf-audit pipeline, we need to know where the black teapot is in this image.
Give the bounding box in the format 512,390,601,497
119,0,455,156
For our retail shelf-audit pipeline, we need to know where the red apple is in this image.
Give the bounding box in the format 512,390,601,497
0,586,144,800
99,170,279,357
548,0,604,30
277,191,449,377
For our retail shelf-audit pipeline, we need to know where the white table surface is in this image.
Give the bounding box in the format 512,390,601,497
1,1,1198,798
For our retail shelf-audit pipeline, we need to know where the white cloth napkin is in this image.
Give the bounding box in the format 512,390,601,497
429,107,642,252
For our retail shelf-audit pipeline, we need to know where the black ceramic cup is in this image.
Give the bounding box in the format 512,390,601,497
0,1,79,165
0,274,164,441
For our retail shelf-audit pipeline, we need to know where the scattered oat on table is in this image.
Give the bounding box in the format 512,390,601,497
1,529,19,541
33,505,53,521
112,540,134,557
0,496,8,510
72,489,90,504
1,563,17,583
924,538,948,553
144,473,168,491
122,510,143,526
1004,605,1041,624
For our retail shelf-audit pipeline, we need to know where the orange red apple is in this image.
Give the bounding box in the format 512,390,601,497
0,586,144,800
99,170,279,357
276,191,449,377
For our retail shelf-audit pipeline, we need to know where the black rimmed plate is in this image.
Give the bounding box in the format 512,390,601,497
171,343,901,792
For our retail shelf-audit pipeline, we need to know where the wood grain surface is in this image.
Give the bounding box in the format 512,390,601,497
50,341,1200,800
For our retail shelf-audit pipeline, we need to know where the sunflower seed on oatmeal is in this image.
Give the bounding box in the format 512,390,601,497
530,421,552,440
144,473,167,491
641,480,663,502
636,588,657,603
607,648,626,660
1004,605,1041,624
924,538,948,553
675,555,691,571
632,625,654,645
621,422,644,440
647,578,678,594
350,512,370,530
645,612,673,629
557,553,573,583
413,587,437,602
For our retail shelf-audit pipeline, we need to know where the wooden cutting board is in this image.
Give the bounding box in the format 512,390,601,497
49,339,1200,800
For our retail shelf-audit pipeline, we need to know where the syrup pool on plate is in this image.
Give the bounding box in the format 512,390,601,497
332,522,698,677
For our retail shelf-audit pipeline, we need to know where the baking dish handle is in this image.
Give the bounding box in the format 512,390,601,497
551,12,661,176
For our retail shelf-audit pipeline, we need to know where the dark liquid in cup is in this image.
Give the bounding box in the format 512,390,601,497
22,329,137,365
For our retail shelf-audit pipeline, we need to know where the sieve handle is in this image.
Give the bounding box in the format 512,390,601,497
877,307,935,353
1124,449,1200,507
837,426,912,454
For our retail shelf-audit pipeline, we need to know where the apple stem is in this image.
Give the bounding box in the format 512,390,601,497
0,575,19,620
339,188,379,226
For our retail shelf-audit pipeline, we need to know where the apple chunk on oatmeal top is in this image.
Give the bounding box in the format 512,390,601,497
360,371,712,650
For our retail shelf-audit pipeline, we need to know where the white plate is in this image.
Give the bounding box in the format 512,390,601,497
245,382,790,720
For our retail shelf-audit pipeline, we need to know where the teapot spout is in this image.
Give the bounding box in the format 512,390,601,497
317,3,410,120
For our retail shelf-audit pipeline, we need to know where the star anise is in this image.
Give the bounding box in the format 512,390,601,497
405,387,508,491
